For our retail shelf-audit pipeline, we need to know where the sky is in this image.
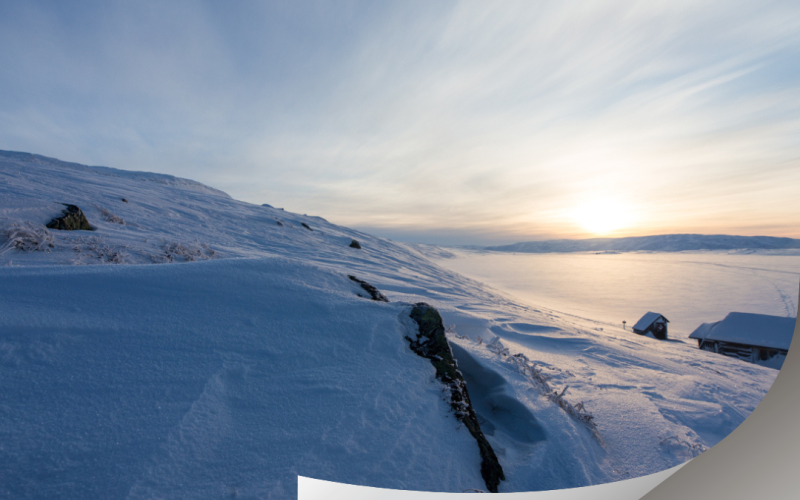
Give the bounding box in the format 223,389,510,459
1,1,799,245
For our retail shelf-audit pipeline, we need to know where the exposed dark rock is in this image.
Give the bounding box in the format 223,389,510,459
349,239,361,249
276,221,284,227
121,198,128,203
46,204,94,231
301,222,312,230
407,303,505,493
348,275,389,302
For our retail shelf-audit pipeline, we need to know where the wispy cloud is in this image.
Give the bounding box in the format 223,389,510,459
1,1,799,244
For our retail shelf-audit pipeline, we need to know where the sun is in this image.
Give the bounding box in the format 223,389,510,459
571,198,635,235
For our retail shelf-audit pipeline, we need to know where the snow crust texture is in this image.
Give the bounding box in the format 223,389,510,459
0,150,782,497
0,260,485,498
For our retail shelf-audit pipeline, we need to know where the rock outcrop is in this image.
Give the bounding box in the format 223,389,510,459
349,239,361,249
46,204,94,231
348,275,389,302
407,303,505,493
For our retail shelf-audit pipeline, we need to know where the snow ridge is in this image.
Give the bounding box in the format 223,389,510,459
487,234,800,253
0,150,231,199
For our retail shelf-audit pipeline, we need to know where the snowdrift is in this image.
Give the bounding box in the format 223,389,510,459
0,259,489,497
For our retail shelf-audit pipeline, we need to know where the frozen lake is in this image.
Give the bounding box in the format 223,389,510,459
435,251,800,339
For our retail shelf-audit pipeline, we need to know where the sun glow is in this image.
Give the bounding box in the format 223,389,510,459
571,198,636,235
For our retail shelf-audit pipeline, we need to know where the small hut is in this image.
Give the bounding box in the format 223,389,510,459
632,312,669,340
689,312,794,369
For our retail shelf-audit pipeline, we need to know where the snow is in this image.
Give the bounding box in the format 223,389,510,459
688,312,795,351
632,312,667,333
0,150,786,497
0,259,492,498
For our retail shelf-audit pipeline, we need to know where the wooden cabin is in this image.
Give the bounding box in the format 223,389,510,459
689,312,794,369
632,312,669,340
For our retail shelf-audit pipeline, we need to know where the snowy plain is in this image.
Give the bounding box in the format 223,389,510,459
430,250,800,339
0,150,787,498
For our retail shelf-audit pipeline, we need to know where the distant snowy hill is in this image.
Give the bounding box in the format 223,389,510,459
0,150,782,498
486,234,800,253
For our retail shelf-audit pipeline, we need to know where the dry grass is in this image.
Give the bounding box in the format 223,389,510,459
94,205,125,225
0,222,55,254
484,336,604,444
151,241,217,263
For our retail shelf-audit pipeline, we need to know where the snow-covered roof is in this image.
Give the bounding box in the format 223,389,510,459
633,312,668,331
688,321,718,341
689,312,796,351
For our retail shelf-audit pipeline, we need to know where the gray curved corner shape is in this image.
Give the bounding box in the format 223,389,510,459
641,280,800,500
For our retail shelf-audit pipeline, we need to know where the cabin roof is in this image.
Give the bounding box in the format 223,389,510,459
689,312,795,351
633,312,668,331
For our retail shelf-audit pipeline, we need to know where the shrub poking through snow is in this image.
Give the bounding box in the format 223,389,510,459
659,436,707,460
448,325,469,340
407,303,505,493
0,222,55,253
151,241,217,263
94,205,125,225
70,235,127,263
348,275,389,302
486,338,603,444
46,204,94,230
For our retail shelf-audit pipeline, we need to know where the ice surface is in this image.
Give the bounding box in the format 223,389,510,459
432,251,799,338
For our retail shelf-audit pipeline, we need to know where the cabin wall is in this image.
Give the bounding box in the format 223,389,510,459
698,340,787,369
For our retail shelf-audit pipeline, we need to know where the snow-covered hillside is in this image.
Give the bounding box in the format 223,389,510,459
487,234,800,253
0,151,782,497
